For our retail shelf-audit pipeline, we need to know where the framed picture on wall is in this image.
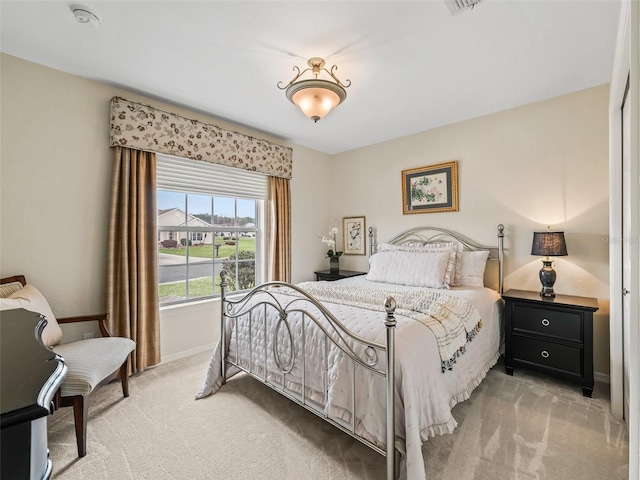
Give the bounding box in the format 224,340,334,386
343,216,366,255
401,161,458,214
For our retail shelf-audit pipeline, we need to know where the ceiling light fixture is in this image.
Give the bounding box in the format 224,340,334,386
71,5,100,27
278,57,351,123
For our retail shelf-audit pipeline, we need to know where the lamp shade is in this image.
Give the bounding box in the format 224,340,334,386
286,79,346,122
531,231,568,257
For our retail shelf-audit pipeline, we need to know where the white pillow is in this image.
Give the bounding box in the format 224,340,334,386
0,284,64,347
366,250,451,288
378,241,454,253
452,250,490,287
377,241,462,287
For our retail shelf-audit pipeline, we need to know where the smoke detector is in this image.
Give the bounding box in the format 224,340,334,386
71,5,100,27
445,0,484,15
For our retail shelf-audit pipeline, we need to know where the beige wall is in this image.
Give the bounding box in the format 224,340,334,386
0,53,611,375
332,85,611,376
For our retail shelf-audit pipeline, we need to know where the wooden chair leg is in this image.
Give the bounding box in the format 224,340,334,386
120,357,131,398
52,388,62,411
72,395,88,458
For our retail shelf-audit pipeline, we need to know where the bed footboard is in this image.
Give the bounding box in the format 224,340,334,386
219,271,399,480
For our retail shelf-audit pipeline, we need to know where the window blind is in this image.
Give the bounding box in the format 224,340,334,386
156,154,267,199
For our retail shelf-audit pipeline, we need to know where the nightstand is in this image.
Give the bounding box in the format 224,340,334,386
502,289,599,397
314,270,366,282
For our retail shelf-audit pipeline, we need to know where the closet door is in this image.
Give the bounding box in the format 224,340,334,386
621,78,631,423
609,2,639,477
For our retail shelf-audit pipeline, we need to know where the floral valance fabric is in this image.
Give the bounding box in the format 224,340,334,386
109,97,293,179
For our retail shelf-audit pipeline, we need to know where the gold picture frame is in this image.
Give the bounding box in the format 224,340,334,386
343,216,366,255
401,161,458,214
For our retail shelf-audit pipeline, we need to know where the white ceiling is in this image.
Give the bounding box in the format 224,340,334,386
0,1,622,155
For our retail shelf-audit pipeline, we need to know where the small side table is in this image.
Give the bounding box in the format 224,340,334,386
502,289,599,397
314,270,366,282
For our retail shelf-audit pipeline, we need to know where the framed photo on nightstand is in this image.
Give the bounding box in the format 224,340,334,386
343,216,366,255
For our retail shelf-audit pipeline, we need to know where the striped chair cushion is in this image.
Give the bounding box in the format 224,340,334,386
0,282,24,298
53,337,136,397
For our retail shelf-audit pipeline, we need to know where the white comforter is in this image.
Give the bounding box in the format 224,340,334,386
197,277,503,480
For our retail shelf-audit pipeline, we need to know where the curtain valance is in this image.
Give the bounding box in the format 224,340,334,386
109,97,293,179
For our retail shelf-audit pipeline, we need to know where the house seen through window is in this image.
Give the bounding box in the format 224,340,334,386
157,154,266,305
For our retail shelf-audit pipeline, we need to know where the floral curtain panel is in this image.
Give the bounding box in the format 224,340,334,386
110,97,293,180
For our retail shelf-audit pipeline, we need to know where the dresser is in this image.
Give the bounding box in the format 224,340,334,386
314,269,367,282
502,289,599,397
1,309,67,479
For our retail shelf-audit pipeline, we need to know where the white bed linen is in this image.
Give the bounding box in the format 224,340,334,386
197,278,502,480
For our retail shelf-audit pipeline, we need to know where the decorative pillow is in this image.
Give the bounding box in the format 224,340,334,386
377,241,462,287
452,250,490,287
366,250,451,288
0,281,24,298
0,284,64,347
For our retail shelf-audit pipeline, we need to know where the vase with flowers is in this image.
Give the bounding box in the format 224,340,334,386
319,222,343,274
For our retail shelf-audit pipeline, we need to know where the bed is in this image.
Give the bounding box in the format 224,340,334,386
196,225,505,480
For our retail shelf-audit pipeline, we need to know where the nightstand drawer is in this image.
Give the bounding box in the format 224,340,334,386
512,304,582,342
512,335,582,376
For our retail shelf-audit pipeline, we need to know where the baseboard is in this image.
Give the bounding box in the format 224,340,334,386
161,343,215,364
594,371,610,384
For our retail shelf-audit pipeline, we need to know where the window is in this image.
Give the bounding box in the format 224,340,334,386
157,154,267,306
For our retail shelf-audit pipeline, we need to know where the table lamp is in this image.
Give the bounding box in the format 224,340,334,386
531,229,568,298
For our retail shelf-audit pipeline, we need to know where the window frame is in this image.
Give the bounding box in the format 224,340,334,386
156,154,267,307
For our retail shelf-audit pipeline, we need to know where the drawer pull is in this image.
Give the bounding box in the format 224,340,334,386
541,319,550,327
541,350,550,359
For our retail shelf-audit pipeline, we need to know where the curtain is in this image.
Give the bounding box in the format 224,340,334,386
267,176,291,282
106,146,161,373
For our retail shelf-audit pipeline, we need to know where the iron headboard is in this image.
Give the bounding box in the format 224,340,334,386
368,224,505,293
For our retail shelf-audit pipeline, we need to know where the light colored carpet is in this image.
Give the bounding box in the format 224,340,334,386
49,352,628,479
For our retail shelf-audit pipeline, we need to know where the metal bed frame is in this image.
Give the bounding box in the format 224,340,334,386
218,224,505,480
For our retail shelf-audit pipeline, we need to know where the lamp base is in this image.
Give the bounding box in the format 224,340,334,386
539,259,557,298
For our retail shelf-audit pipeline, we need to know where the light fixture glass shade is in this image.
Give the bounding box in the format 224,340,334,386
531,232,568,257
286,79,346,123
279,58,350,122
